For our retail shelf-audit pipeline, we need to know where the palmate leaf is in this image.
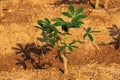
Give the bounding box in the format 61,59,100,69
74,7,83,16
42,34,49,41
52,26,58,34
53,22,63,26
62,12,72,18
43,37,49,41
83,33,88,39
46,28,53,34
78,14,87,18
52,18,64,22
37,20,49,30
37,19,52,31
48,33,54,38
61,42,67,47
68,46,73,52
49,39,55,47
42,33,47,37
69,40,76,46
37,20,43,27
53,21,65,26
78,40,84,44
60,46,67,50
69,5,74,15
72,14,86,22
34,26,42,30
88,34,94,42
44,18,51,24
72,21,84,28
76,21,84,26
71,45,79,48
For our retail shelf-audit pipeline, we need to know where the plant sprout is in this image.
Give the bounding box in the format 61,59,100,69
35,5,100,74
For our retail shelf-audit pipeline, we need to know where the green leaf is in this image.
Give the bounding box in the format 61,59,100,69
74,21,84,28
69,5,74,14
87,27,91,32
53,22,65,26
47,28,53,34
52,26,58,34
66,22,72,27
42,33,47,38
55,35,61,41
44,18,51,24
88,34,94,42
43,37,49,41
34,26,42,29
37,20,44,27
83,33,88,39
48,34,54,38
71,45,79,48
60,46,66,50
79,14,86,18
72,21,84,28
78,40,84,44
75,7,83,16
69,40,76,46
49,39,55,47
68,47,73,52
52,18,64,22
61,42,67,46
42,25,47,29
42,33,49,41
62,12,72,18
72,14,86,22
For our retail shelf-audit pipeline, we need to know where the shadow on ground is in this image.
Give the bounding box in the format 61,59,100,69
54,0,95,8
107,24,120,49
12,42,52,69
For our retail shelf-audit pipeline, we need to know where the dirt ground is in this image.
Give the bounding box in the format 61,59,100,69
0,0,120,80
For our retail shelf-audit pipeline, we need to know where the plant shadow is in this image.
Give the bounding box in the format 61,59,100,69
54,0,86,5
12,42,52,69
54,0,95,8
107,24,120,50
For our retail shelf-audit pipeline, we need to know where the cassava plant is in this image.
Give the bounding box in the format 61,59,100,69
35,5,99,74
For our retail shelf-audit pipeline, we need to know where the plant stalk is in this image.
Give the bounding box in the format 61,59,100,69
60,32,68,74
93,41,99,50
60,52,68,74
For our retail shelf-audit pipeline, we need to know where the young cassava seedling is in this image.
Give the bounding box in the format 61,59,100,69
35,5,99,74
